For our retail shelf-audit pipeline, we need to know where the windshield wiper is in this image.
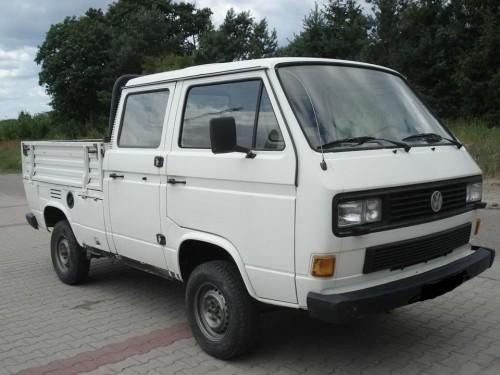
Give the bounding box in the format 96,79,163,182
402,133,462,149
318,136,411,152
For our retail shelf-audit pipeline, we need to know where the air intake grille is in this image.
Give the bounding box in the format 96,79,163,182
388,184,466,223
363,223,471,274
50,189,62,199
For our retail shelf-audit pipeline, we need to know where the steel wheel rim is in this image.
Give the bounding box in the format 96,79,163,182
56,236,71,271
194,283,229,341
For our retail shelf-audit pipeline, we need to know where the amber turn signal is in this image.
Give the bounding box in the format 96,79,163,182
311,255,336,277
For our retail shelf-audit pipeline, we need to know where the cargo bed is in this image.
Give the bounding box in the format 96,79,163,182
21,140,104,191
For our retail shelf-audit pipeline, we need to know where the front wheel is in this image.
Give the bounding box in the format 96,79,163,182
186,260,258,359
50,220,90,285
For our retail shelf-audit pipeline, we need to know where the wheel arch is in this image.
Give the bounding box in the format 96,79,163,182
177,233,257,299
44,203,69,228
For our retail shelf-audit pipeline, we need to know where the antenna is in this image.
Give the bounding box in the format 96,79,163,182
282,69,327,171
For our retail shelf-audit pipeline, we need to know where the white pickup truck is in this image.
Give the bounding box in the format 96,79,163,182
22,58,495,359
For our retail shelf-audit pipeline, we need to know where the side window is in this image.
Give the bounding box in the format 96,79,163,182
118,90,169,148
181,80,284,151
255,90,284,151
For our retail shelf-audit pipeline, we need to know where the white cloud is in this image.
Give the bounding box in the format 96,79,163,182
0,0,115,119
0,69,18,78
0,46,50,118
0,49,31,61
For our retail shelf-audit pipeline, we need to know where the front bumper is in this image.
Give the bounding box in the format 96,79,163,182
307,246,495,323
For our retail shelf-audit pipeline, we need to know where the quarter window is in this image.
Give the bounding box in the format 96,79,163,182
118,90,169,148
181,80,284,150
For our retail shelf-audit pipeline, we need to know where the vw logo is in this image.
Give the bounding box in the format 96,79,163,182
431,191,443,212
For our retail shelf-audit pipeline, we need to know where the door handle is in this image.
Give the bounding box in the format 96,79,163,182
109,173,124,179
167,178,186,185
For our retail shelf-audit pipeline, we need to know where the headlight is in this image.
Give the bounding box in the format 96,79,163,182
338,198,382,227
466,182,482,202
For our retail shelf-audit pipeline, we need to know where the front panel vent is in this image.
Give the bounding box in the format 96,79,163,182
363,223,471,274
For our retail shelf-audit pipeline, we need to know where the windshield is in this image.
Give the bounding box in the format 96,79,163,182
277,64,451,151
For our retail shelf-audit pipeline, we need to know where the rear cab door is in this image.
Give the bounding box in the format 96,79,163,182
104,82,176,268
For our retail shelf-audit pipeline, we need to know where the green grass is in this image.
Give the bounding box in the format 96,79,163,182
446,119,500,178
1,120,499,177
0,140,22,173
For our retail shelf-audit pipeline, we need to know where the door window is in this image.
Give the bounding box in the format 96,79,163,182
118,90,169,148
181,80,284,150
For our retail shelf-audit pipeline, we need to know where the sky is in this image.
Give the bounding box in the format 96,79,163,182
0,0,319,120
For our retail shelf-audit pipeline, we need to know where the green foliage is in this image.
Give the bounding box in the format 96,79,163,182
32,0,499,130
143,54,195,74
0,112,52,141
283,4,328,57
35,1,278,124
35,9,112,121
322,0,373,59
35,1,213,123
363,0,499,123
196,9,278,63
367,0,462,116
0,140,22,172
451,0,500,125
0,111,106,142
447,119,500,177
284,1,372,60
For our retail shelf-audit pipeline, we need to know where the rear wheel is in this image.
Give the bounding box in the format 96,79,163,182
186,260,258,359
50,220,90,285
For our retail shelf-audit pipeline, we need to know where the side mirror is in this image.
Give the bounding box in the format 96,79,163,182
209,117,256,158
210,117,237,154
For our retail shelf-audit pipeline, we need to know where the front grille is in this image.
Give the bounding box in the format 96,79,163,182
333,177,480,237
388,184,466,223
363,223,471,274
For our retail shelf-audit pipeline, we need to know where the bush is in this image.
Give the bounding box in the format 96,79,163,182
447,119,500,178
0,140,22,172
0,111,107,142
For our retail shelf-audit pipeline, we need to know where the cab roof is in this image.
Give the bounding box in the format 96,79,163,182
126,57,399,87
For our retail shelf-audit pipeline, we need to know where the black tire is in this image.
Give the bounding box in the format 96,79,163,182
50,220,90,285
186,260,258,359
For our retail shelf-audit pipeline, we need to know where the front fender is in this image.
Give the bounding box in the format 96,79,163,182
176,231,258,300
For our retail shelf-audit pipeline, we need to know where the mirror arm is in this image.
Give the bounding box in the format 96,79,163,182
234,145,257,159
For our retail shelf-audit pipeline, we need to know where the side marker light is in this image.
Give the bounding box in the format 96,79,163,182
312,255,336,277
474,218,481,236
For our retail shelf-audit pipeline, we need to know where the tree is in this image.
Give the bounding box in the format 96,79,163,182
106,0,211,74
35,9,112,121
395,0,461,116
35,0,212,123
322,0,373,60
284,0,371,60
196,9,278,63
364,0,466,117
283,3,329,57
452,0,500,124
365,0,408,67
143,53,195,74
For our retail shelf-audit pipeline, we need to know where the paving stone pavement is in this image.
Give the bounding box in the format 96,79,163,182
1,175,499,375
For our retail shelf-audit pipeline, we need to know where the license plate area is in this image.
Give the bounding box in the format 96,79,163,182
421,271,468,301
